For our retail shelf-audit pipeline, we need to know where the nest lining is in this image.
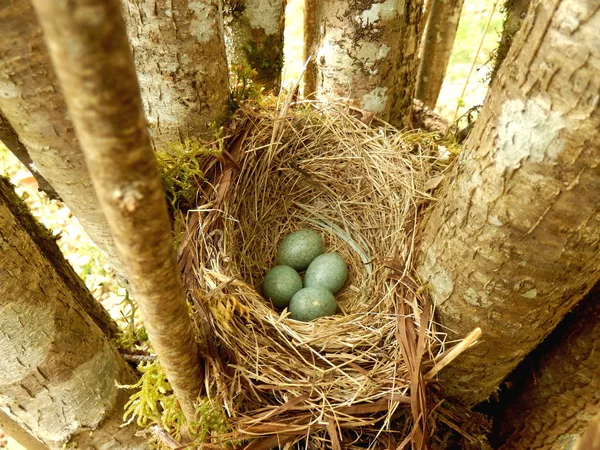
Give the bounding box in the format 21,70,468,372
182,101,450,447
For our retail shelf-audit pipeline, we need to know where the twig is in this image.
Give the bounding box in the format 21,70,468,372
424,328,482,379
120,353,157,363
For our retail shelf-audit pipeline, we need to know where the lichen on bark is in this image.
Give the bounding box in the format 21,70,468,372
122,0,230,147
223,0,286,90
305,0,422,126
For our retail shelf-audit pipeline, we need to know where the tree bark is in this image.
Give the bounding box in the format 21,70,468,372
305,0,422,126
0,179,147,449
122,0,230,147
0,0,126,279
490,0,531,81
303,0,317,96
415,0,465,110
223,0,286,91
30,0,205,421
0,410,48,450
0,112,59,201
494,288,600,449
417,0,600,406
0,178,119,340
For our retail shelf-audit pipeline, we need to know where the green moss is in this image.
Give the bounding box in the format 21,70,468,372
119,360,229,443
112,292,148,352
241,34,284,86
156,138,222,211
489,0,531,81
229,62,263,111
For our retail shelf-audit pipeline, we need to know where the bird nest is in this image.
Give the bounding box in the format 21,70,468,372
178,100,460,448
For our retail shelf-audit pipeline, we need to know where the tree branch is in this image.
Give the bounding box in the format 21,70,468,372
30,0,205,421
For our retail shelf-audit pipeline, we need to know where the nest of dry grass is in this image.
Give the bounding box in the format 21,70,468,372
178,99,465,449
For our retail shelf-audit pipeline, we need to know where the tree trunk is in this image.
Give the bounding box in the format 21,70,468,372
490,0,531,81
417,0,600,406
0,178,119,340
122,0,230,147
0,0,126,279
0,179,147,449
30,0,205,421
305,0,422,126
494,287,600,449
415,0,465,110
0,112,59,201
303,0,317,96
223,0,286,91
0,410,48,450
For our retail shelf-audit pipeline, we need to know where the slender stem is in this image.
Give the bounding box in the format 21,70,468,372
30,0,204,421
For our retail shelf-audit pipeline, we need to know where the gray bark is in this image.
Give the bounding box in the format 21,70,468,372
417,0,600,406
0,409,48,450
305,0,422,127
223,0,286,91
416,0,465,109
122,0,230,147
0,0,126,279
31,0,205,421
0,178,147,449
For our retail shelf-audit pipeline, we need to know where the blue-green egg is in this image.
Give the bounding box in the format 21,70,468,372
289,287,337,322
276,229,323,270
263,265,302,308
304,252,348,294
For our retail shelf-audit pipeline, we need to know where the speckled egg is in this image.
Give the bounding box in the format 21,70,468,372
263,265,303,308
289,287,337,322
276,229,323,271
304,252,348,294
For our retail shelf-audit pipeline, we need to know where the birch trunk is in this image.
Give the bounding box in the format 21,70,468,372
495,288,600,449
31,0,205,421
417,0,600,406
223,0,286,91
0,0,125,278
122,0,230,147
0,178,147,449
415,0,465,109
305,0,422,126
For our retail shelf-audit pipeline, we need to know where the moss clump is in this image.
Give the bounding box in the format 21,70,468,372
120,360,228,443
489,0,531,82
156,138,222,212
229,63,263,111
112,292,148,352
241,34,284,87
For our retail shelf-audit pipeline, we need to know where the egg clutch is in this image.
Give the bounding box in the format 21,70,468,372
262,230,349,322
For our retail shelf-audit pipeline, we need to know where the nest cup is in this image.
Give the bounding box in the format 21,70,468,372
187,102,446,445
